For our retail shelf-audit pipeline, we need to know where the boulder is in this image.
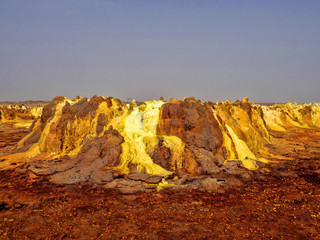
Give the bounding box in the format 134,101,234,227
200,178,219,193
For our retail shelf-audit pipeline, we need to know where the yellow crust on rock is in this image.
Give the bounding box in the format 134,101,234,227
117,100,175,176
212,101,269,170
7,96,320,175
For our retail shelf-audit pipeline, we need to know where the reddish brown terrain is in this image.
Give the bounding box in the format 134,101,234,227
1,98,320,239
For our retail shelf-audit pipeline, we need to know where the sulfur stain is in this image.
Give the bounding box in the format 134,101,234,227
212,104,268,171
117,100,174,176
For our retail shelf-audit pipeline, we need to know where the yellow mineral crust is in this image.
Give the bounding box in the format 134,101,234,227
0,105,41,126
213,99,269,170
47,98,123,157
311,103,320,127
10,98,77,160
3,97,186,176
9,96,320,176
30,107,43,118
262,102,320,131
162,136,185,171
38,101,68,153
0,100,70,169
117,100,182,176
17,118,42,148
261,106,287,131
60,116,93,156
0,109,4,121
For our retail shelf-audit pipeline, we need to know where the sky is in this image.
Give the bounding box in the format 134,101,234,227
0,0,320,103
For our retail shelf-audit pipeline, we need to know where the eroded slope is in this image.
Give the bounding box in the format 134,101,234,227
1,96,320,192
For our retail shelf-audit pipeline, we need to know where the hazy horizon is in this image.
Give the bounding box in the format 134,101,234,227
0,95,311,105
1,0,320,103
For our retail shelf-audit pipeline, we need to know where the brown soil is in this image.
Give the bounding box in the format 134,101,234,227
0,124,320,239
0,123,29,155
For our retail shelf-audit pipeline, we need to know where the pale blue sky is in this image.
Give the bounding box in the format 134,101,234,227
1,0,320,102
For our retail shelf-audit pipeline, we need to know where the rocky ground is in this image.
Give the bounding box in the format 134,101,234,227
0,123,29,155
0,123,320,239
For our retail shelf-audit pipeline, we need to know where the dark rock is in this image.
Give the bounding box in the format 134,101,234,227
200,178,219,193
256,161,268,168
157,100,225,175
225,177,242,187
240,171,254,181
197,148,221,175
141,184,158,189
216,156,225,166
14,203,25,209
90,170,114,184
115,179,142,187
127,173,151,181
175,168,189,178
222,161,244,174
31,127,124,185
103,181,118,189
145,175,162,184
0,202,9,211
175,175,188,185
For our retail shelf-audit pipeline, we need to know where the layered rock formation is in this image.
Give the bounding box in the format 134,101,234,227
1,96,320,192
0,104,42,126
262,102,320,131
